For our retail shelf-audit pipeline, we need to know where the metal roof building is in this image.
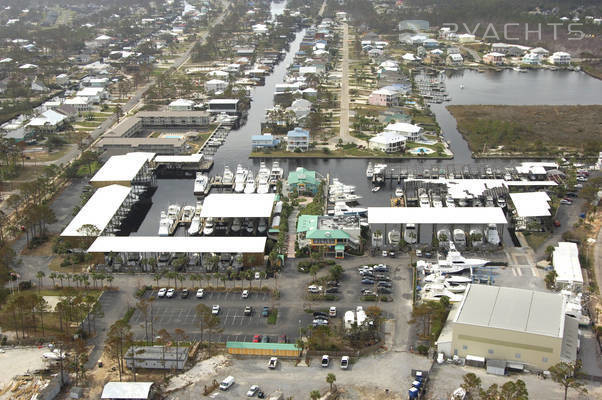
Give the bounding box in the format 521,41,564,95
101,382,154,399
450,284,578,370
552,242,583,291
368,207,507,225
509,192,551,217
88,236,267,254
200,193,276,218
61,184,132,237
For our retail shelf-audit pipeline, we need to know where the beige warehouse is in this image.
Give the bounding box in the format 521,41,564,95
451,284,578,371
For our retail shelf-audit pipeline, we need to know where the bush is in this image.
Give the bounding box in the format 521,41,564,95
417,345,429,355
267,309,278,324
18,281,33,290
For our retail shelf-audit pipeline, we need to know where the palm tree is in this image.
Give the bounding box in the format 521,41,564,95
326,373,336,392
36,271,45,292
310,390,321,400
49,272,57,287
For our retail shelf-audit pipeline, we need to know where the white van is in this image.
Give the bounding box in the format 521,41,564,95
219,376,235,391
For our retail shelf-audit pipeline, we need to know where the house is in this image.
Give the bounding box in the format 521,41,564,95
447,47,461,55
549,51,571,65
207,70,229,79
522,53,541,65
55,73,69,86
251,134,280,150
384,122,422,141
483,52,505,65
76,87,107,103
530,47,549,57
27,109,67,133
423,38,439,48
297,215,361,258
491,43,509,54
401,53,420,64
54,105,78,121
369,131,407,153
207,99,240,116
101,382,154,400
457,33,476,43
64,97,91,112
286,127,310,152
446,53,464,66
288,99,312,121
88,77,110,87
31,80,49,92
168,99,195,111
287,167,319,194
368,88,400,107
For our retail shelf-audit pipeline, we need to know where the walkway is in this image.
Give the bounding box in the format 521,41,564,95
286,209,299,259
338,23,363,146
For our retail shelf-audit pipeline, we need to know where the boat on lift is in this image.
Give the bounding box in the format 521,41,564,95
469,228,483,247
404,223,418,244
257,218,267,233
486,224,500,245
245,218,255,234
180,205,195,224
395,187,404,198
388,229,401,245
445,193,455,207
269,161,283,184
158,211,171,236
231,217,242,233
193,173,209,196
203,217,215,235
244,171,256,194
256,162,271,194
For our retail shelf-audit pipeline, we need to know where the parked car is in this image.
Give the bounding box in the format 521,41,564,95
166,288,176,298
361,279,375,285
219,376,235,391
307,285,323,293
381,250,388,257
247,385,259,397
377,281,392,288
321,355,330,367
261,335,269,343
268,357,278,369
340,356,349,369
560,199,572,205
312,319,329,327
262,306,269,317
373,264,389,272
244,306,253,316
278,334,287,343
325,287,338,293
196,288,204,298
181,289,189,298
242,289,249,298
566,192,578,197
377,287,392,294
157,288,167,297
313,311,329,319
375,274,391,281
329,306,337,317
327,281,339,287
212,305,220,315
361,289,376,296
253,335,261,343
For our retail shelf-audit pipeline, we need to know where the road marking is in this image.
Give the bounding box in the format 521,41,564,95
516,268,522,276
512,268,517,276
531,267,539,277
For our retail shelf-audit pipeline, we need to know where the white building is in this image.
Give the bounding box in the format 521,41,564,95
369,131,407,153
553,242,583,292
549,52,571,65
458,33,476,43
522,53,541,65
447,53,464,66
76,87,107,103
168,99,195,111
383,122,422,141
204,79,228,92
64,96,92,112
530,47,549,57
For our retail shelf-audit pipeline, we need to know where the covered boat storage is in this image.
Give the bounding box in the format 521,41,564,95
90,152,156,189
367,207,508,245
87,236,267,269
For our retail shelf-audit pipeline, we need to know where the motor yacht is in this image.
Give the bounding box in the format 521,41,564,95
203,217,215,235
437,227,451,243
193,173,209,196
181,205,195,224
486,224,500,245
256,162,271,194
432,194,443,208
188,216,201,235
222,166,234,185
436,241,490,272
269,161,283,184
453,229,466,247
244,171,256,194
445,193,455,207
245,218,255,234
158,211,171,236
231,217,242,233
394,187,404,198
366,162,374,178
404,223,417,244
469,228,483,247
234,164,247,193
257,218,267,233
419,191,431,208
387,229,400,246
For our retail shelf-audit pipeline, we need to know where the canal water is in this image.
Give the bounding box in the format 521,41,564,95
130,2,602,236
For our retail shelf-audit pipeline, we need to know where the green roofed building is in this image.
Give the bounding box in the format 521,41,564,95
287,167,319,194
226,341,301,357
297,215,360,259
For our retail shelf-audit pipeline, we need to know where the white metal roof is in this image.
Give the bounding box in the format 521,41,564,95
509,192,551,217
553,242,583,285
101,382,153,399
88,236,267,253
367,207,507,225
154,154,203,163
90,152,154,184
200,193,276,218
454,284,565,337
61,185,131,237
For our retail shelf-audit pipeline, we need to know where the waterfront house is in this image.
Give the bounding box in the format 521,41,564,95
251,134,280,150
447,46,461,55
205,79,228,92
522,53,541,65
530,47,549,57
483,52,505,65
549,52,571,65
288,99,312,121
369,131,407,153
446,53,464,66
384,122,422,141
287,167,319,194
286,127,310,152
368,88,400,107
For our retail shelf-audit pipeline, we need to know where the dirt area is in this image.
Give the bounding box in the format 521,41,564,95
447,105,602,155
0,347,48,389
20,236,55,256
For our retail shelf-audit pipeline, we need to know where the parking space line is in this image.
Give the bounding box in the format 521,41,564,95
531,267,538,277
516,268,523,276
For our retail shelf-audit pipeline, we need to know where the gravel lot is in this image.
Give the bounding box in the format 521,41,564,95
0,347,49,387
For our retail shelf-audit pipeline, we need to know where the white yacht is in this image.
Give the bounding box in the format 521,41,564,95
486,224,500,245
333,202,367,217
421,283,464,302
223,166,234,185
229,218,241,233
445,193,455,207
158,211,171,236
419,191,431,208
244,171,256,194
496,197,506,208
181,205,195,224
269,161,283,184
366,162,374,178
329,192,362,203
167,204,181,222
203,217,215,235
234,164,248,193
373,164,386,182
331,178,356,193
453,229,466,247
388,229,401,246
404,223,417,244
394,187,404,198
437,241,490,272
432,194,443,208
469,228,483,247
193,173,209,196
188,216,201,235
256,162,271,194
257,218,267,233
245,218,255,233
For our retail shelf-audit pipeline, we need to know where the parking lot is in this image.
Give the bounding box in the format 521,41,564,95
130,256,415,347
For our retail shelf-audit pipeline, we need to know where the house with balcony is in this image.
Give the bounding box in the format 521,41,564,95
286,127,310,152
549,52,571,65
369,131,407,153
368,88,400,107
287,167,319,195
383,122,422,141
446,53,464,66
483,52,505,65
251,134,280,150
297,215,361,259
522,53,541,65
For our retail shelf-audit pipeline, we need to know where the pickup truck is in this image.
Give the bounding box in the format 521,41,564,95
268,357,278,369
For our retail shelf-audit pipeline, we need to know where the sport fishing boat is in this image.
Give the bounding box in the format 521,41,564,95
222,166,234,186
244,170,256,194
193,173,209,196
234,164,248,193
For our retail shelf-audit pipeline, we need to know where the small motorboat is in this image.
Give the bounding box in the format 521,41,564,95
371,186,381,192
394,187,404,198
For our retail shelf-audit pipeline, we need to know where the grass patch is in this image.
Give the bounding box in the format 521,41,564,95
448,105,602,156
76,161,100,177
76,120,102,128
523,232,550,251
267,308,278,325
